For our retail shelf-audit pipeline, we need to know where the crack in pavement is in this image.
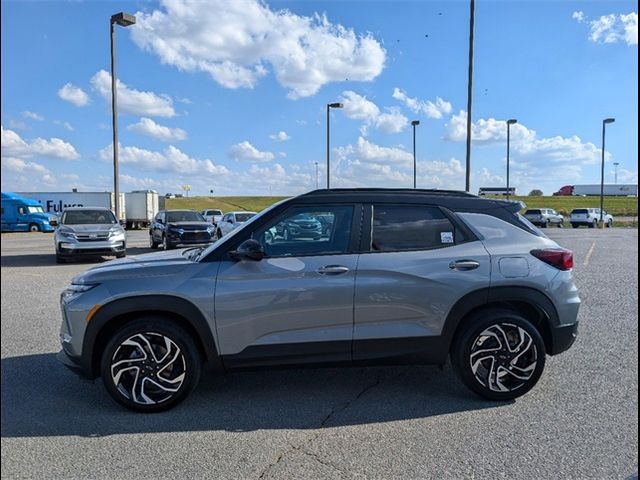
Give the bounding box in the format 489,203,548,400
256,374,381,479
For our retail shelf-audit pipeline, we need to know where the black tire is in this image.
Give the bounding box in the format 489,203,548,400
606,220,613,228
149,234,159,249
116,252,126,259
162,235,174,250
28,223,40,233
572,224,579,229
541,220,549,228
451,309,546,401
55,254,67,264
589,220,597,229
216,229,223,239
100,317,202,412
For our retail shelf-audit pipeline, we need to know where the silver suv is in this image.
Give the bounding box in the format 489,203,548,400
523,208,564,228
57,189,580,412
54,207,126,263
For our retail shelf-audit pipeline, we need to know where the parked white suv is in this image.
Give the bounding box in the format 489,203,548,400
216,211,257,237
570,208,614,228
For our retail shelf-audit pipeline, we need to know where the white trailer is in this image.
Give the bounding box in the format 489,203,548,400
124,190,159,229
17,191,126,221
573,184,638,196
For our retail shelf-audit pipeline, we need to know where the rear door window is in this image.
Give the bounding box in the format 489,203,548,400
371,205,456,252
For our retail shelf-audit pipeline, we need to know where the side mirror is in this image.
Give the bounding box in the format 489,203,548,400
230,239,265,261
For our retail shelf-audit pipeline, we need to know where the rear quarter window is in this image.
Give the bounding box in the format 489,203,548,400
371,205,457,252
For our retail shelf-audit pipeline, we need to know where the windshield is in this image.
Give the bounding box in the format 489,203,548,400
235,213,255,222
27,206,45,214
208,210,222,215
525,210,541,215
166,211,205,222
62,210,117,225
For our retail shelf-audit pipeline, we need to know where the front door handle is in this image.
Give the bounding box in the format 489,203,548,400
317,265,350,275
449,260,480,271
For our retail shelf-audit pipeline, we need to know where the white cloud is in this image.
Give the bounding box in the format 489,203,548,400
22,111,44,121
99,143,229,175
615,168,638,183
340,91,408,134
392,88,452,119
1,157,51,175
53,120,74,131
374,108,409,134
127,117,187,142
228,141,275,162
335,136,413,167
130,0,386,99
91,70,176,117
445,111,535,144
58,83,90,107
445,111,606,165
8,120,28,130
269,131,291,142
576,11,638,46
1,125,79,160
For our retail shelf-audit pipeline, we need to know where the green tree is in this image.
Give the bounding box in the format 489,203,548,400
529,189,544,197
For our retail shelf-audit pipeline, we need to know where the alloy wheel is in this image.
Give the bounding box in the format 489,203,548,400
110,332,186,405
469,323,538,393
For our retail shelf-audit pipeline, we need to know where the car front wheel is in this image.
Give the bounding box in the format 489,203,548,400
100,318,202,412
452,309,546,401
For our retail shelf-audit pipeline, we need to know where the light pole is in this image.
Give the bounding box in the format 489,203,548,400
314,161,319,189
464,0,476,192
411,120,420,188
326,102,343,189
613,162,620,184
110,12,136,221
506,119,518,200
600,118,615,226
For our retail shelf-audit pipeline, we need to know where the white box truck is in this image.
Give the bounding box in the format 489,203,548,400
124,190,159,229
17,191,126,221
555,184,638,196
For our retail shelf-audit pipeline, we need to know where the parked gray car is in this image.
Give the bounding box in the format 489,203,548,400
57,189,580,411
523,208,564,228
54,207,126,263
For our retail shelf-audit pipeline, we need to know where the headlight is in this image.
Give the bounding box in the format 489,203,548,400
59,229,76,239
61,284,98,302
207,226,215,233
109,228,125,238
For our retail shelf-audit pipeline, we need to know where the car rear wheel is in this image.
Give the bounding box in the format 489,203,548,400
452,309,546,401
572,223,579,229
606,219,613,228
100,318,202,412
589,219,597,228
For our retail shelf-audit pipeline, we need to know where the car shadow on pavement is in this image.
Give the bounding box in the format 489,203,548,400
1,353,510,438
0,247,154,268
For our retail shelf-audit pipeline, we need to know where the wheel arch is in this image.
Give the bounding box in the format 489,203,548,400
442,286,559,357
83,295,222,378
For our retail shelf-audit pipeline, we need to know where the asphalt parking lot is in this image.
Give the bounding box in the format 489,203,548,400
1,229,638,479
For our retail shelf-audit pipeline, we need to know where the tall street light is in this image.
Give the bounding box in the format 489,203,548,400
314,161,319,189
411,120,420,188
506,119,518,200
464,0,476,192
600,118,615,226
110,12,136,221
613,162,620,184
326,102,343,189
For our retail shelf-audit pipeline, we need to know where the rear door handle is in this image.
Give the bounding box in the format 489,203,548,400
317,265,350,275
449,260,480,271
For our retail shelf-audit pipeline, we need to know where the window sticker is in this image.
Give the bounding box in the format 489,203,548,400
441,232,454,244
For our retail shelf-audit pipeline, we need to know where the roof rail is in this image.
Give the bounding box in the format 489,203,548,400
301,188,477,197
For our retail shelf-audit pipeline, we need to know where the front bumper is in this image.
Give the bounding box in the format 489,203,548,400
57,239,126,256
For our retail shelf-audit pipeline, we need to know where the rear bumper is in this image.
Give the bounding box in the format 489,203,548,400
549,322,579,355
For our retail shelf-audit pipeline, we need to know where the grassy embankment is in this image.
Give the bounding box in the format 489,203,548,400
168,195,638,226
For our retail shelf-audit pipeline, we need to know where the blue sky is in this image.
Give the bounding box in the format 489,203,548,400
1,0,637,196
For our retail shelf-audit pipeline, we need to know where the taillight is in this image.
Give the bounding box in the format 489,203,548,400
530,248,574,270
